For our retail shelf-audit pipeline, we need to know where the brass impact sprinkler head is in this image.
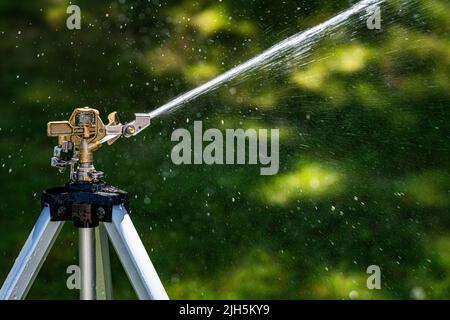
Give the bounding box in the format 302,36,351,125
47,107,151,182
47,107,123,182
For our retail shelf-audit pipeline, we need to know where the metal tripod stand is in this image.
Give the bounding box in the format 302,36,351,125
0,107,168,300
0,182,169,300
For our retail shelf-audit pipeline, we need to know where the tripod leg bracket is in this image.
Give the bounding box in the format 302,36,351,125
41,182,129,228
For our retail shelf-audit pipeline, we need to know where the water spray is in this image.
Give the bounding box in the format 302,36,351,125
147,0,383,119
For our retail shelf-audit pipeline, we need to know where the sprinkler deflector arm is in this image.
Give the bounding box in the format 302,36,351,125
47,107,151,182
100,113,151,144
121,113,152,138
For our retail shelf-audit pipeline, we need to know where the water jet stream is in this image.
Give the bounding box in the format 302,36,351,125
147,0,384,119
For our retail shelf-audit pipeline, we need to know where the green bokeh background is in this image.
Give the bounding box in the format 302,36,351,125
0,0,449,299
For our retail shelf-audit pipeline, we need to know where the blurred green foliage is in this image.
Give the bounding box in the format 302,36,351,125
0,0,449,299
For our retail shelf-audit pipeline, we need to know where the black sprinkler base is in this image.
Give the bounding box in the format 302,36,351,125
41,181,129,228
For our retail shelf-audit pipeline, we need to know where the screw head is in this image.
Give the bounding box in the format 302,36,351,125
96,207,106,220
125,126,136,135
57,206,66,218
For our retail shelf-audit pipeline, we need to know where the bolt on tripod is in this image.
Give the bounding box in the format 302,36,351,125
0,107,168,300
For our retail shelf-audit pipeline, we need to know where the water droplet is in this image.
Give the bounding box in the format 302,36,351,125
349,290,359,299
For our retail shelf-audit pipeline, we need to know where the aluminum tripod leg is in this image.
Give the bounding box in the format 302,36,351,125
104,205,169,300
0,205,64,300
79,228,96,300
96,223,113,299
